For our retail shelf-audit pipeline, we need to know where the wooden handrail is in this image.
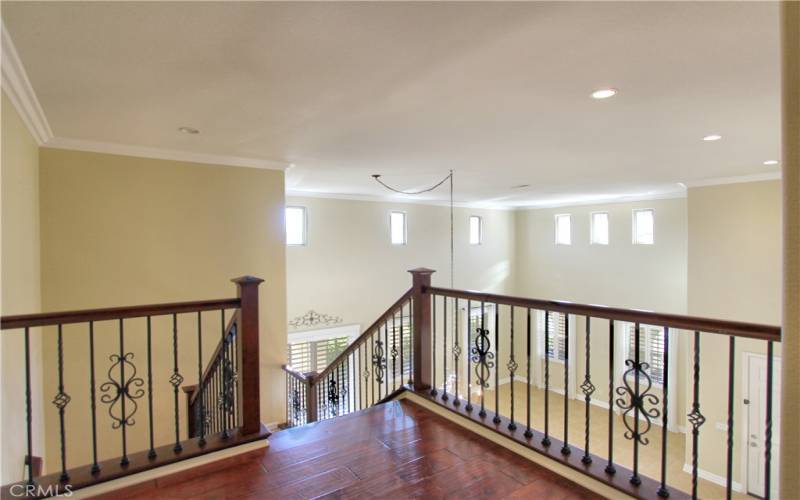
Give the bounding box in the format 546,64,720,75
0,298,241,330
282,365,312,383
428,286,781,342
315,288,413,380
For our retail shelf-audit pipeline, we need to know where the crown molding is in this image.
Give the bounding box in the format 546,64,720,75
1,21,53,145
44,137,291,171
285,189,514,210
514,190,687,211
683,171,781,188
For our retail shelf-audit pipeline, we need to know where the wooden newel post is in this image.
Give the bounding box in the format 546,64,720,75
409,268,435,392
233,276,264,435
305,372,319,423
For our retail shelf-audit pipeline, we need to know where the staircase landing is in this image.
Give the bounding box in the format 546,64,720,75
104,400,596,499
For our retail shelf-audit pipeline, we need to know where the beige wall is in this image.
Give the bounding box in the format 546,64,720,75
687,180,782,487
37,149,286,473
286,196,516,332
0,91,46,484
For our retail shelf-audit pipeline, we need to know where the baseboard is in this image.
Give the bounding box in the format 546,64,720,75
74,440,268,499
681,463,743,493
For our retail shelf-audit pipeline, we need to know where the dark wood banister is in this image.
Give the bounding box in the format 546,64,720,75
283,365,311,383
315,288,413,380
0,298,241,329
428,286,781,341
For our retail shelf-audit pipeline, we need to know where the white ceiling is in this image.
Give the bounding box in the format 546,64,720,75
2,2,781,207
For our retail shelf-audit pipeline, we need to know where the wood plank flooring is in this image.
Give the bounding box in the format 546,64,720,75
102,400,599,499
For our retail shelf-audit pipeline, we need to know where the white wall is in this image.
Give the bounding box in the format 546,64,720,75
286,196,516,332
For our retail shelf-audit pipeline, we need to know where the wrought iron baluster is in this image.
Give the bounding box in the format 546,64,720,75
431,294,437,396
146,316,156,459
384,319,389,400
493,304,501,424
391,312,397,393
408,299,413,386
54,324,70,482
88,321,100,473
658,327,671,497
543,311,551,447
562,313,570,455
119,319,129,465
442,296,448,401
398,308,403,389
466,299,473,412
606,320,616,475
687,331,706,499
764,340,774,500
197,312,206,446
472,301,494,419
24,327,34,485
524,309,533,439
581,317,595,464
453,297,460,407
170,314,183,453
507,307,517,431
726,337,736,499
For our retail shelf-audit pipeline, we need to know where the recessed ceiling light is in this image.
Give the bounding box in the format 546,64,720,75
763,160,779,166
178,126,200,135
591,88,618,99
702,134,722,141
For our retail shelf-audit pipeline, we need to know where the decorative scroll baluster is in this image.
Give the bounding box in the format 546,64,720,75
442,296,449,402
119,320,129,465
146,316,156,459
466,299,473,413
472,301,495,418
88,321,100,473
431,295,437,396
687,331,706,499
24,327,34,485
507,307,517,431
722,336,735,499
658,328,671,497
524,309,533,439
391,313,398,392
53,324,71,482
452,297,460,407
581,317,595,464
328,373,339,417
606,320,616,475
384,319,389,399
543,311,551,447
373,336,386,397
562,314,571,455
170,314,183,453
764,340,774,500
408,299,413,386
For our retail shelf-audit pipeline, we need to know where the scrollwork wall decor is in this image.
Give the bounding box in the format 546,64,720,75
100,353,145,430
289,310,343,330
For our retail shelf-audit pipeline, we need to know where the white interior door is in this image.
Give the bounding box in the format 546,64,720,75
745,354,781,498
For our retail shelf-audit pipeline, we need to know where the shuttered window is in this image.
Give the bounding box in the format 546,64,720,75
288,335,350,373
545,313,567,361
625,324,665,385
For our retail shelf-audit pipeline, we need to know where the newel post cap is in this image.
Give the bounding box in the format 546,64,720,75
231,276,265,286
408,267,436,275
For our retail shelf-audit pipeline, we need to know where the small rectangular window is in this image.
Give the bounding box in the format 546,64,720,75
286,206,307,246
591,212,609,245
390,211,407,245
555,214,571,245
469,216,482,245
633,209,654,245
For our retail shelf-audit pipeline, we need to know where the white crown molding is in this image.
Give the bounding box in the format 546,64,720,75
44,137,291,171
1,21,53,144
285,189,514,210
684,171,781,188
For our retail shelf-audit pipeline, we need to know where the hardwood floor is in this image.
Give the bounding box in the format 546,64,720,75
104,400,598,499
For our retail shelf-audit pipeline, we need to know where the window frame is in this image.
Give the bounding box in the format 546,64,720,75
554,213,572,246
469,215,483,245
285,206,308,246
590,211,610,246
389,210,408,245
632,208,655,245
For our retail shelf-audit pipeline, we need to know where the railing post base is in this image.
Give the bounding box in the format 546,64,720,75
233,276,264,435
409,268,435,392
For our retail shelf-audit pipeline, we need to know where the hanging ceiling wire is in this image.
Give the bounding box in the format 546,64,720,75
371,171,455,288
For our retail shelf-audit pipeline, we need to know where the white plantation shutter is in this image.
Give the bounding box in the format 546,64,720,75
626,324,665,385
287,335,350,373
546,313,567,361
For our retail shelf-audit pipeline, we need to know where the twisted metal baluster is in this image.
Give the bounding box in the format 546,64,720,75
442,296,449,401
581,317,595,464
562,314,571,455
507,307,517,431
54,324,71,482
170,314,183,453
89,321,100,473
524,309,533,439
431,295,437,396
453,297,461,407
764,340,774,500
146,316,156,459
24,327,34,485
687,331,706,499
658,328,671,497
197,312,206,445
542,311,551,447
466,300,473,413
605,320,616,475
631,323,642,485
493,305,501,424
119,319,129,466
